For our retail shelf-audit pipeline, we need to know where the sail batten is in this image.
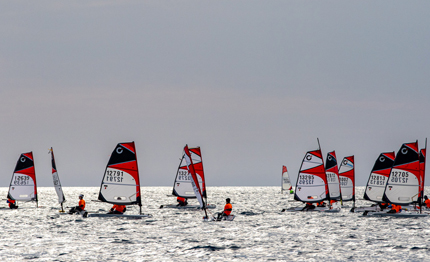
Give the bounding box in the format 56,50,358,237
98,142,141,206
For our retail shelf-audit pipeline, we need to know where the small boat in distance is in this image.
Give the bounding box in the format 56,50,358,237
281,165,293,194
88,142,151,219
7,152,38,208
325,151,341,202
50,148,66,212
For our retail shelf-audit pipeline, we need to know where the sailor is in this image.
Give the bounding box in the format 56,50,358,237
316,201,326,207
109,205,126,214
302,202,316,211
217,198,232,220
176,197,188,206
69,194,86,214
424,196,430,208
7,197,18,209
387,204,401,213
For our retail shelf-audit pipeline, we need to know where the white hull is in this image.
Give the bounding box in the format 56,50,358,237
285,206,341,213
365,212,428,218
203,214,235,222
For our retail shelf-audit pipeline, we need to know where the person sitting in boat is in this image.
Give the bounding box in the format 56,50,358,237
217,198,232,220
316,201,326,207
7,197,18,209
69,194,86,214
329,200,339,209
176,197,188,206
387,204,402,213
108,204,126,214
378,202,389,210
302,202,316,211
424,196,430,209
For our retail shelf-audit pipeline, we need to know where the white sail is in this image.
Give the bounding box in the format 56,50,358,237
338,156,354,201
173,147,205,199
183,145,205,208
8,152,38,202
383,142,420,205
294,149,328,203
282,165,292,193
50,148,65,205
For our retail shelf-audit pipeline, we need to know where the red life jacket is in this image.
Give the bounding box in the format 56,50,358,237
112,205,126,213
177,197,186,203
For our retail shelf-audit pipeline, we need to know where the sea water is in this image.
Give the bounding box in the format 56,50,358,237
0,186,429,261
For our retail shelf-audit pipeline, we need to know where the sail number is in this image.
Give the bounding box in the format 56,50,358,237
178,170,191,181
368,175,386,185
340,177,349,186
298,175,314,185
390,171,409,184
105,170,124,183
327,173,337,183
13,175,30,185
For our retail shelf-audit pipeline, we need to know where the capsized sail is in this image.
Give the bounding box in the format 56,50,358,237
364,152,395,203
325,151,341,200
98,142,141,207
338,156,355,202
172,147,206,200
183,145,205,209
50,148,66,206
383,141,420,205
282,165,293,193
294,148,328,203
8,152,38,204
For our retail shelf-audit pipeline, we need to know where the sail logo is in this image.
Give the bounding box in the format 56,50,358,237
116,147,123,154
401,148,408,154
388,186,393,190
20,157,26,162
104,185,108,189
306,154,312,161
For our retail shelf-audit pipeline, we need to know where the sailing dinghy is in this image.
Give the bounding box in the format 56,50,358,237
7,152,38,208
160,146,216,209
365,141,428,217
87,142,152,219
282,165,294,195
50,148,66,212
338,156,355,210
286,141,340,212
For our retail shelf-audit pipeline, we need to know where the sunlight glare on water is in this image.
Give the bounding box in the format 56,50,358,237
0,186,430,261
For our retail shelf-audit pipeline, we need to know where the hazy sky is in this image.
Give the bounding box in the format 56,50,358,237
1,1,429,188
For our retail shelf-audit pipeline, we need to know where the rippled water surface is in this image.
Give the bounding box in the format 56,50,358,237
1,186,430,261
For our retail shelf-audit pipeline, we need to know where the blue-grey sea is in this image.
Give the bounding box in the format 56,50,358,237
0,186,429,261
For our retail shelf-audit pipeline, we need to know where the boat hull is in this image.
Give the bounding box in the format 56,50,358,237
160,204,216,209
87,213,153,219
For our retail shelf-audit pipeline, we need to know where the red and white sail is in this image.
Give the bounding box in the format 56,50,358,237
294,148,328,203
173,147,206,199
383,141,420,205
183,145,205,208
8,152,38,203
282,165,292,193
338,156,355,202
50,148,65,205
325,151,341,200
98,142,141,206
364,152,395,203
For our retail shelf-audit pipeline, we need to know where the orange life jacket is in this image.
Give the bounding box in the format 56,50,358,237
79,199,85,210
7,199,15,207
317,201,324,207
224,203,232,216
330,200,336,205
112,205,126,213
177,197,186,203
425,199,430,208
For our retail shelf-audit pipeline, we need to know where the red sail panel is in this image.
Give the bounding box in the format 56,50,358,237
184,145,204,208
189,147,206,198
